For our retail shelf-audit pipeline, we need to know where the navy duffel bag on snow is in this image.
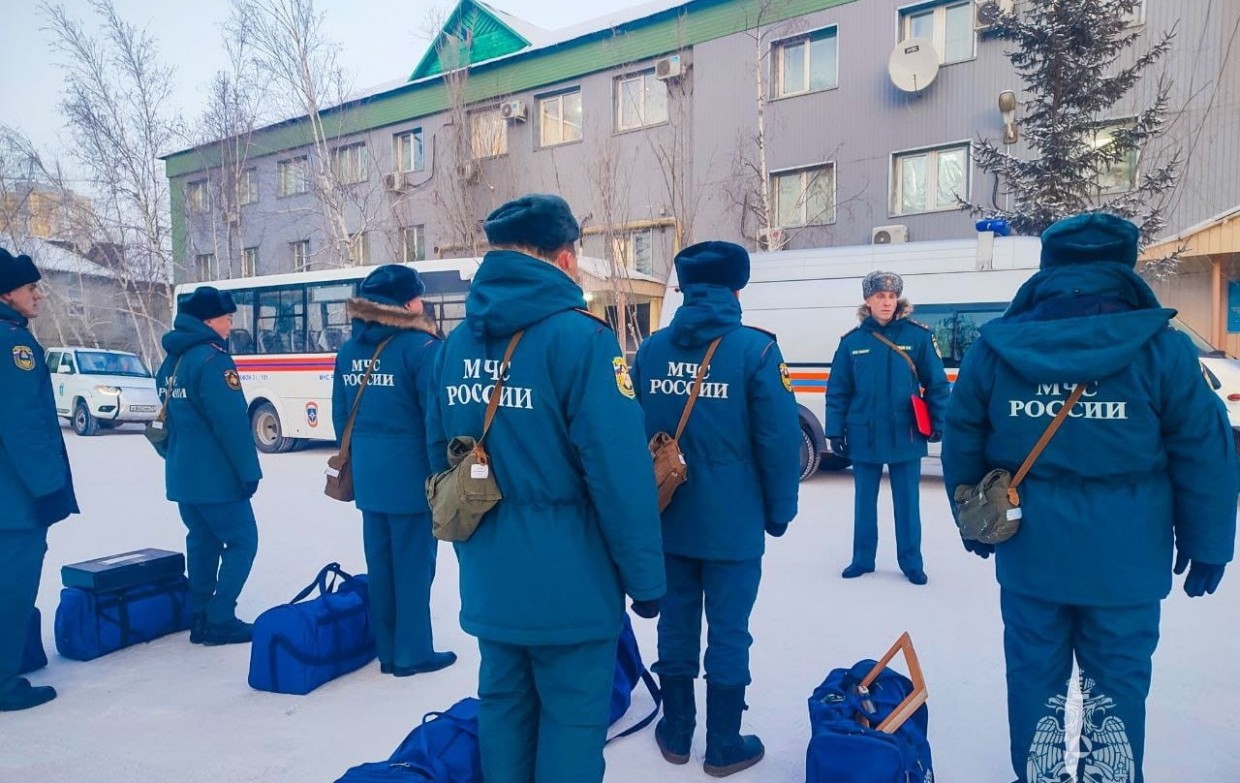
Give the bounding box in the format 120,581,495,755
248,562,376,695
54,577,191,661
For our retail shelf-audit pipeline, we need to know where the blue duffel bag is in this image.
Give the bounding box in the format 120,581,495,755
607,612,661,743
248,562,376,695
54,577,191,661
20,607,48,674
335,697,481,783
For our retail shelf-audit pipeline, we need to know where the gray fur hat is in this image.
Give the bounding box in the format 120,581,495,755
862,270,903,299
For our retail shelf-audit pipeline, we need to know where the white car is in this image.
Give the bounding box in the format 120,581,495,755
1170,321,1240,452
45,347,162,436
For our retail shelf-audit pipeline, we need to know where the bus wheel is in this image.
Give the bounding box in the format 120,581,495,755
798,425,822,481
252,402,297,454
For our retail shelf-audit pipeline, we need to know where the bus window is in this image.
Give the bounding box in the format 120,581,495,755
420,270,472,336
230,290,256,355
257,288,306,354
308,282,355,353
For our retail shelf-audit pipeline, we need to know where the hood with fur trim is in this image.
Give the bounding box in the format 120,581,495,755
346,297,438,345
856,298,913,322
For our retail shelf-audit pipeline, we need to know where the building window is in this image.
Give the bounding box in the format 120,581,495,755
278,156,310,197
1089,121,1139,195
290,239,311,271
331,142,369,185
401,225,426,263
350,232,370,265
394,130,424,173
615,71,668,132
539,90,583,147
772,163,836,227
242,247,258,277
186,180,211,214
194,252,216,281
611,228,656,276
470,108,507,159
773,26,838,98
239,169,258,205
891,143,969,215
1124,1,1146,26
900,1,974,65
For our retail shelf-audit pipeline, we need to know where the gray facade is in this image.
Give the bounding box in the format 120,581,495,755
169,0,1240,288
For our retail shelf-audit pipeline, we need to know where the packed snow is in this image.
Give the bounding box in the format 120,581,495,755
2,427,1237,781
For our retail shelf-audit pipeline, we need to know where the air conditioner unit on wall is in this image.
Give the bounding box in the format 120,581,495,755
974,0,1014,32
758,227,786,251
383,172,409,193
654,54,685,81
499,100,527,122
872,224,909,245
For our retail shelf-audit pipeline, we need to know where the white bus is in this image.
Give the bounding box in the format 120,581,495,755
659,234,1045,478
175,259,481,452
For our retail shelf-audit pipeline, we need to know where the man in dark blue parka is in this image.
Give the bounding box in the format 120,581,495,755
632,241,800,777
426,194,665,783
156,287,263,646
943,213,1238,783
0,248,78,712
332,265,455,677
825,272,950,584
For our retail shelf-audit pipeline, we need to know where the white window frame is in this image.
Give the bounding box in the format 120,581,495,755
890,142,971,216
771,162,838,228
194,252,216,280
1123,1,1147,26
186,180,211,214
349,232,370,265
239,168,258,205
538,89,584,148
1088,119,1140,196
290,239,311,271
401,225,426,263
898,1,975,65
470,108,508,159
615,70,669,133
277,156,310,197
331,142,369,185
241,247,258,277
772,25,839,99
611,228,657,276
394,129,424,173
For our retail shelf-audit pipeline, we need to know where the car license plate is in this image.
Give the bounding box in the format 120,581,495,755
129,405,157,413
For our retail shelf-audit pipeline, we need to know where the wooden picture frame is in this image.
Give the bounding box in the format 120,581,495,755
859,631,927,734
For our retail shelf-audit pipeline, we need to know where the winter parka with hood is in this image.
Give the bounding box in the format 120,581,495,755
426,250,665,646
331,298,440,514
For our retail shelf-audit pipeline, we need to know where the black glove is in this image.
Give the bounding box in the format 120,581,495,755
927,431,943,444
243,480,260,499
765,521,789,538
630,599,660,619
828,437,847,457
34,488,76,527
1175,551,1226,597
963,539,994,559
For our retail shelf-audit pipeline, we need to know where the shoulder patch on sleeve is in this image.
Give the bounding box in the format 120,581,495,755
12,345,36,370
223,368,242,391
573,308,613,329
778,362,793,393
613,356,636,399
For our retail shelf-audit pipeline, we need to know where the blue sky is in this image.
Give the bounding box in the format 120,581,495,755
1,0,643,168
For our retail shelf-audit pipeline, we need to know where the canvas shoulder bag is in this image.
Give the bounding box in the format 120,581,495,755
871,331,933,438
952,383,1086,544
649,337,722,512
144,356,183,456
324,336,396,502
426,330,524,542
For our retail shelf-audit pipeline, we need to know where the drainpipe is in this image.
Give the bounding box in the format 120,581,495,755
1211,254,1223,349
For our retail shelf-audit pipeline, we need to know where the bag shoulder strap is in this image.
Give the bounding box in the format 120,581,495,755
673,337,723,442
871,331,918,383
1009,383,1087,502
338,335,397,457
477,331,525,450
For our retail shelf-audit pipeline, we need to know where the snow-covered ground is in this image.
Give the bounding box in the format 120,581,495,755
3,427,1238,782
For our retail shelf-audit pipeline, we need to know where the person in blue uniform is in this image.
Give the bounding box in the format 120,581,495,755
0,248,78,712
825,271,950,585
631,241,800,777
331,265,456,677
156,287,262,646
942,213,1238,783
426,194,665,783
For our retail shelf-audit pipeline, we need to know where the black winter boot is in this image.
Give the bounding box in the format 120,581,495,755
655,676,696,764
703,683,764,777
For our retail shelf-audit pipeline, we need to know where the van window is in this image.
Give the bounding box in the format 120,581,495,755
912,303,1006,368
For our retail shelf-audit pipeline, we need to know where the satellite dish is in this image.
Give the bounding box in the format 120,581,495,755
888,37,940,92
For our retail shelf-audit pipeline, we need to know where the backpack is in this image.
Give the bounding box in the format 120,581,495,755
334,698,481,783
806,634,933,783
607,612,662,743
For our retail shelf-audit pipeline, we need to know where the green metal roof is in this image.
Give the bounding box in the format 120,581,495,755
163,0,855,179
409,0,534,81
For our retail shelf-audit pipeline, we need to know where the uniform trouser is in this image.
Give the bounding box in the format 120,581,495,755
1001,589,1159,783
177,501,258,625
0,528,48,694
476,635,616,783
652,554,762,687
851,460,923,573
361,510,438,669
